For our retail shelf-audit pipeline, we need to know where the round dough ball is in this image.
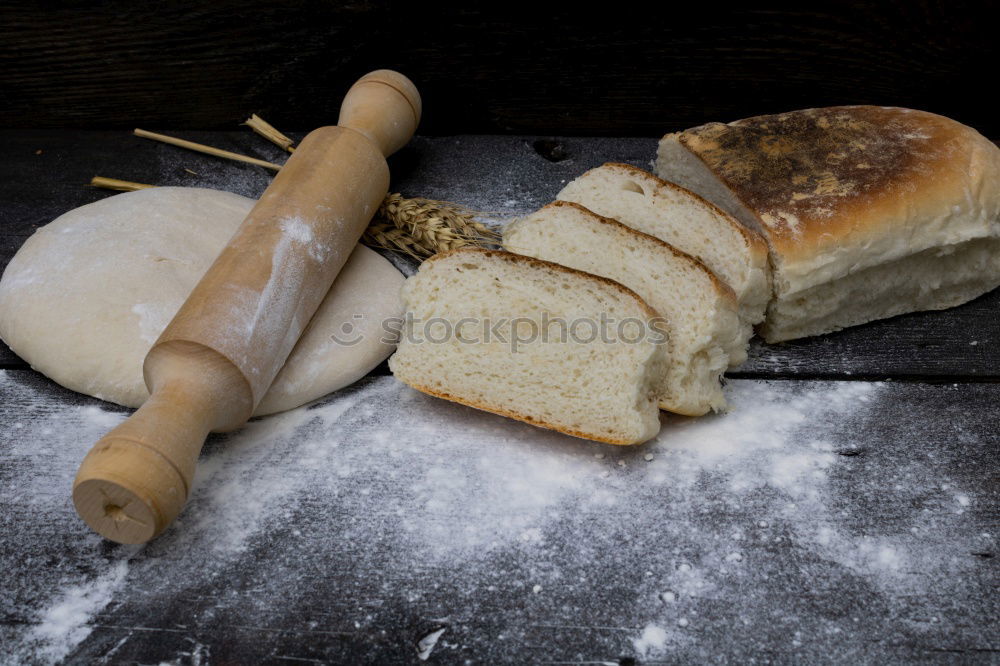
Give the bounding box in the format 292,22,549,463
0,187,404,416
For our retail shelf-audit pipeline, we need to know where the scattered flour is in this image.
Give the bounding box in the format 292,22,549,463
130,303,171,346
632,623,668,657
16,561,129,664
416,627,446,661
0,370,989,662
279,216,314,245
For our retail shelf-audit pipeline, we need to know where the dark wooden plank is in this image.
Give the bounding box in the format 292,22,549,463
1,370,997,662
1,2,998,137
1,130,999,378
735,304,1000,380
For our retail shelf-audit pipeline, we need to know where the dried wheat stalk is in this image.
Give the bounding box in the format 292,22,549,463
244,114,296,153
90,176,498,260
101,117,499,261
89,176,154,191
134,128,283,170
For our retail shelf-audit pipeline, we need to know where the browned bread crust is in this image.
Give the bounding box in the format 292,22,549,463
401,378,641,446
672,106,1000,265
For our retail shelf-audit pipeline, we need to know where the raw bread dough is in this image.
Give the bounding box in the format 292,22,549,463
0,187,404,416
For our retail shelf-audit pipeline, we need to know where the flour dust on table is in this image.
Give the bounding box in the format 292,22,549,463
1,369,992,663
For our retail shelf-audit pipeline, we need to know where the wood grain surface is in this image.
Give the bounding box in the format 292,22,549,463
1,371,997,663
1,130,998,381
1,1,998,137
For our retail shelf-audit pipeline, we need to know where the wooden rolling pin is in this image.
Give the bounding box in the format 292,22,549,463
72,70,421,544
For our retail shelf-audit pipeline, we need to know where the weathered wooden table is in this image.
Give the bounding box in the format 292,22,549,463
1,131,997,664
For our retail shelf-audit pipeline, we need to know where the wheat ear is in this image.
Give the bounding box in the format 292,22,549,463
366,194,499,258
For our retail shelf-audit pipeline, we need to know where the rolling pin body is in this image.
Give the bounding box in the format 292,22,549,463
157,125,389,408
73,71,420,544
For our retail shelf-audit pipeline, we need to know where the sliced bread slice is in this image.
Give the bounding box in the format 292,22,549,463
388,247,668,445
504,201,743,416
556,162,771,343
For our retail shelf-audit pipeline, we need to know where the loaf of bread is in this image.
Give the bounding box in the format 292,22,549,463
504,201,742,416
556,162,770,339
388,248,668,445
656,106,1000,342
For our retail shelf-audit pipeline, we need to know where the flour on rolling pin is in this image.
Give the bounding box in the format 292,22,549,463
160,125,391,405
226,216,321,384
71,70,422,543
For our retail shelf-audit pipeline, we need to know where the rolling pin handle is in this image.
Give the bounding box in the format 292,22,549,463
337,69,422,157
73,342,252,543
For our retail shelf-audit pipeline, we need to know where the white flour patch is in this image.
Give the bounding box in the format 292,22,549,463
623,381,984,652
220,216,317,386
0,371,986,662
632,623,669,657
179,387,370,554
0,389,136,661
14,561,130,664
130,303,171,345
416,627,446,661
279,216,314,245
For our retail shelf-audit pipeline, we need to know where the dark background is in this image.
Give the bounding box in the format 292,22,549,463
1,0,998,137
